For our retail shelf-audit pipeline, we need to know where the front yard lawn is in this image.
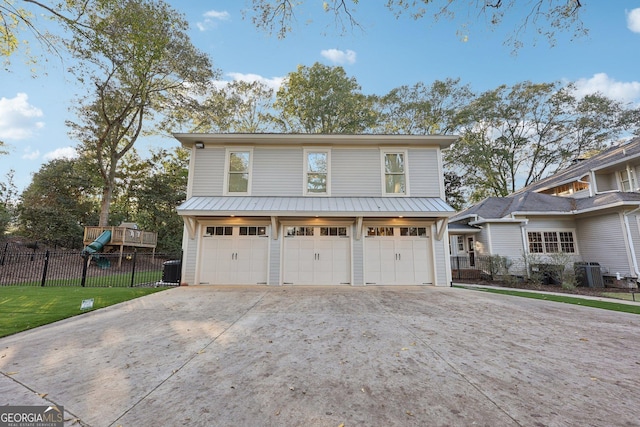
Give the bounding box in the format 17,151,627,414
455,285,640,315
0,286,171,338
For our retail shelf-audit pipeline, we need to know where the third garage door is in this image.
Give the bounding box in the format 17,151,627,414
364,226,433,285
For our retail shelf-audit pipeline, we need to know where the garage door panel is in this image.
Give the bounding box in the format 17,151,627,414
199,227,269,285
364,227,433,285
283,227,351,285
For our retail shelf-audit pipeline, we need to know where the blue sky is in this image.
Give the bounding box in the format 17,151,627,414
1,1,640,192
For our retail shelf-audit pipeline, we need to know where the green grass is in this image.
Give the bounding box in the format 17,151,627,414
601,292,639,302
454,285,640,315
0,286,172,338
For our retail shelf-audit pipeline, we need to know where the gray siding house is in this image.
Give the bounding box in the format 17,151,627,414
450,137,640,288
175,133,457,286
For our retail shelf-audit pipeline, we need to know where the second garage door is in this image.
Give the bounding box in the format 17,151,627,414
283,226,351,285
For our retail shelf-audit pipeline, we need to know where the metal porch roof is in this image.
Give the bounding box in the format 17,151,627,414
177,196,455,217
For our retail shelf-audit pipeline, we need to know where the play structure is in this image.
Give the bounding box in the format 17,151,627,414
82,225,158,267
81,230,113,268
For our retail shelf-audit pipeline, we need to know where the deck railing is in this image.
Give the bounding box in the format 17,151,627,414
83,226,157,248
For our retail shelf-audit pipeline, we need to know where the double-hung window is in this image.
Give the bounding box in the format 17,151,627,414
527,231,576,254
304,149,330,195
619,167,637,192
225,149,252,194
382,150,408,195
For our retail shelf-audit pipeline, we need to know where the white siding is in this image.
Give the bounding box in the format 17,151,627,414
253,147,302,196
269,235,281,285
181,231,198,285
526,218,576,231
332,148,381,196
352,231,364,285
191,148,225,196
408,148,441,197
576,213,632,277
433,230,448,286
474,225,492,256
594,172,617,192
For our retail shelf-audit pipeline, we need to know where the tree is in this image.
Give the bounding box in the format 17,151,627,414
177,80,276,133
0,169,17,235
273,62,376,133
17,158,99,248
135,147,189,252
448,82,575,199
447,81,635,202
65,0,214,226
374,78,473,135
1,0,105,68
444,171,466,211
246,0,586,50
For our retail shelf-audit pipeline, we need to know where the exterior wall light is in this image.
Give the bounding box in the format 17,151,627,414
195,142,205,149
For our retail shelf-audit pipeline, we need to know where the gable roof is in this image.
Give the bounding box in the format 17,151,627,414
515,136,640,194
451,137,640,224
452,191,640,222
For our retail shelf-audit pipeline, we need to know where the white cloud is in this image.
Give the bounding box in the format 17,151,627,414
572,73,640,104
214,72,285,91
626,8,640,33
22,147,40,160
197,9,230,31
321,49,357,65
0,93,44,140
44,147,78,161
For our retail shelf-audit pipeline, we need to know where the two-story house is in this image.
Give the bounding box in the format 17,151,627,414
175,133,457,286
449,136,640,288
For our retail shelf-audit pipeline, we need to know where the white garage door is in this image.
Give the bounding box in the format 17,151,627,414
364,226,433,285
283,226,351,285
199,225,269,285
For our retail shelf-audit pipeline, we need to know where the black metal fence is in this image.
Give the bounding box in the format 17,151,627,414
0,244,182,287
450,255,504,281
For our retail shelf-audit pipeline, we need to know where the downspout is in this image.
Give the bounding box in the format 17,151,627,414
623,207,640,280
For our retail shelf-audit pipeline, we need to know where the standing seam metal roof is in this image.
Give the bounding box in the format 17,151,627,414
177,196,454,216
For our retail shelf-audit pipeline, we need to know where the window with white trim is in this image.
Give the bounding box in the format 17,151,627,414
527,231,576,254
304,149,330,195
225,149,252,194
382,151,407,195
618,168,637,192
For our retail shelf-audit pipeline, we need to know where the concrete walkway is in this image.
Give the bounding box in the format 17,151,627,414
1,285,639,426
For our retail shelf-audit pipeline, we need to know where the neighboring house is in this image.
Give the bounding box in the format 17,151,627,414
449,137,640,288
175,133,457,286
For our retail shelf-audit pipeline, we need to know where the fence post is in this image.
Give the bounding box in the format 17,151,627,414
0,242,7,266
130,250,137,288
455,256,461,280
81,255,89,287
41,250,50,287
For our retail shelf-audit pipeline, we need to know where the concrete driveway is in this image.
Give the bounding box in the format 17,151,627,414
1,286,639,427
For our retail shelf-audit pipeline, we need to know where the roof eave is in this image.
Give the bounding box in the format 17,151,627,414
173,133,459,149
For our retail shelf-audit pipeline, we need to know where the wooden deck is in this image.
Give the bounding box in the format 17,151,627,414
83,226,157,249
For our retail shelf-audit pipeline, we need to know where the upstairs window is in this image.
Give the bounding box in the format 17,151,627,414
225,149,252,194
383,151,407,195
619,168,637,192
305,150,330,195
